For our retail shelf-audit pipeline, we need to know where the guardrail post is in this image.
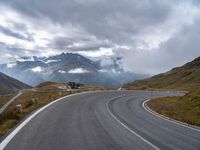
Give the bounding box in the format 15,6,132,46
16,104,22,113
31,98,38,104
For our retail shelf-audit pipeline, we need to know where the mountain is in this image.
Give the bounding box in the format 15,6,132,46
123,56,200,90
0,53,147,87
0,72,31,95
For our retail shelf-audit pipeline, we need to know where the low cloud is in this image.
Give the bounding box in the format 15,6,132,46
68,68,89,74
0,0,200,74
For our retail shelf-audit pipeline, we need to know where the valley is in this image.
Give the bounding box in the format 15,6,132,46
0,53,147,87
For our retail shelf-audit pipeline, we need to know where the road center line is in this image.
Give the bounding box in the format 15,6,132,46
106,96,160,150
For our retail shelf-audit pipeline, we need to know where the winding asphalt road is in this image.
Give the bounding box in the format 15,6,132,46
1,90,200,150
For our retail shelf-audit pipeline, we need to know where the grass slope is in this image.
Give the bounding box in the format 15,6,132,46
147,88,200,126
124,56,200,127
36,81,66,89
0,90,70,136
0,94,17,108
123,56,200,91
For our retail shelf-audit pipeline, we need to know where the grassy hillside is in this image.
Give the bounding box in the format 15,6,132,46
147,88,200,126
123,56,200,91
36,81,66,89
36,81,112,91
124,56,200,126
0,72,31,95
0,94,17,108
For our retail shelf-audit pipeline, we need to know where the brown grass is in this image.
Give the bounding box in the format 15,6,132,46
0,93,16,108
125,69,200,91
0,90,71,136
147,89,200,126
36,81,66,89
0,84,112,136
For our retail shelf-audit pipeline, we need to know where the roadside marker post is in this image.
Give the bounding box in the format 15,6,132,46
16,104,22,113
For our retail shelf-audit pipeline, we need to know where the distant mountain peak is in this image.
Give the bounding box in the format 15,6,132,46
0,53,147,87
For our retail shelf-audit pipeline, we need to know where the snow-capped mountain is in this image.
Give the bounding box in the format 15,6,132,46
0,53,148,87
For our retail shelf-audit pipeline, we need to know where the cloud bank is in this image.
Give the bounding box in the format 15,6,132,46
1,0,200,74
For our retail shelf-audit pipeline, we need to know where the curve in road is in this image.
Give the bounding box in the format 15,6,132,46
0,91,200,150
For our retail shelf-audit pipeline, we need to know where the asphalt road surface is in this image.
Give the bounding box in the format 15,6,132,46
1,91,200,150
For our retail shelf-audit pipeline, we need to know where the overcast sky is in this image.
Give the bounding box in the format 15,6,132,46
0,0,200,74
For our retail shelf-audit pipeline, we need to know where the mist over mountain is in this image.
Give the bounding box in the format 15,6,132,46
0,53,148,87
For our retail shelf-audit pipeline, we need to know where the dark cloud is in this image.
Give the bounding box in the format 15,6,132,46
121,19,200,74
0,25,33,41
49,36,110,51
0,0,200,74
1,0,171,43
49,36,74,50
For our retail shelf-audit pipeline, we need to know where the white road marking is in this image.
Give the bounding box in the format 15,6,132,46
0,91,92,150
143,99,200,132
106,96,160,150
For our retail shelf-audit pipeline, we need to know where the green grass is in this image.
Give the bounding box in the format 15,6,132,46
123,57,200,91
147,88,200,126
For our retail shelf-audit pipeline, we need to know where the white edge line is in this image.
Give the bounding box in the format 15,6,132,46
143,99,200,132
106,97,160,150
0,91,93,150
